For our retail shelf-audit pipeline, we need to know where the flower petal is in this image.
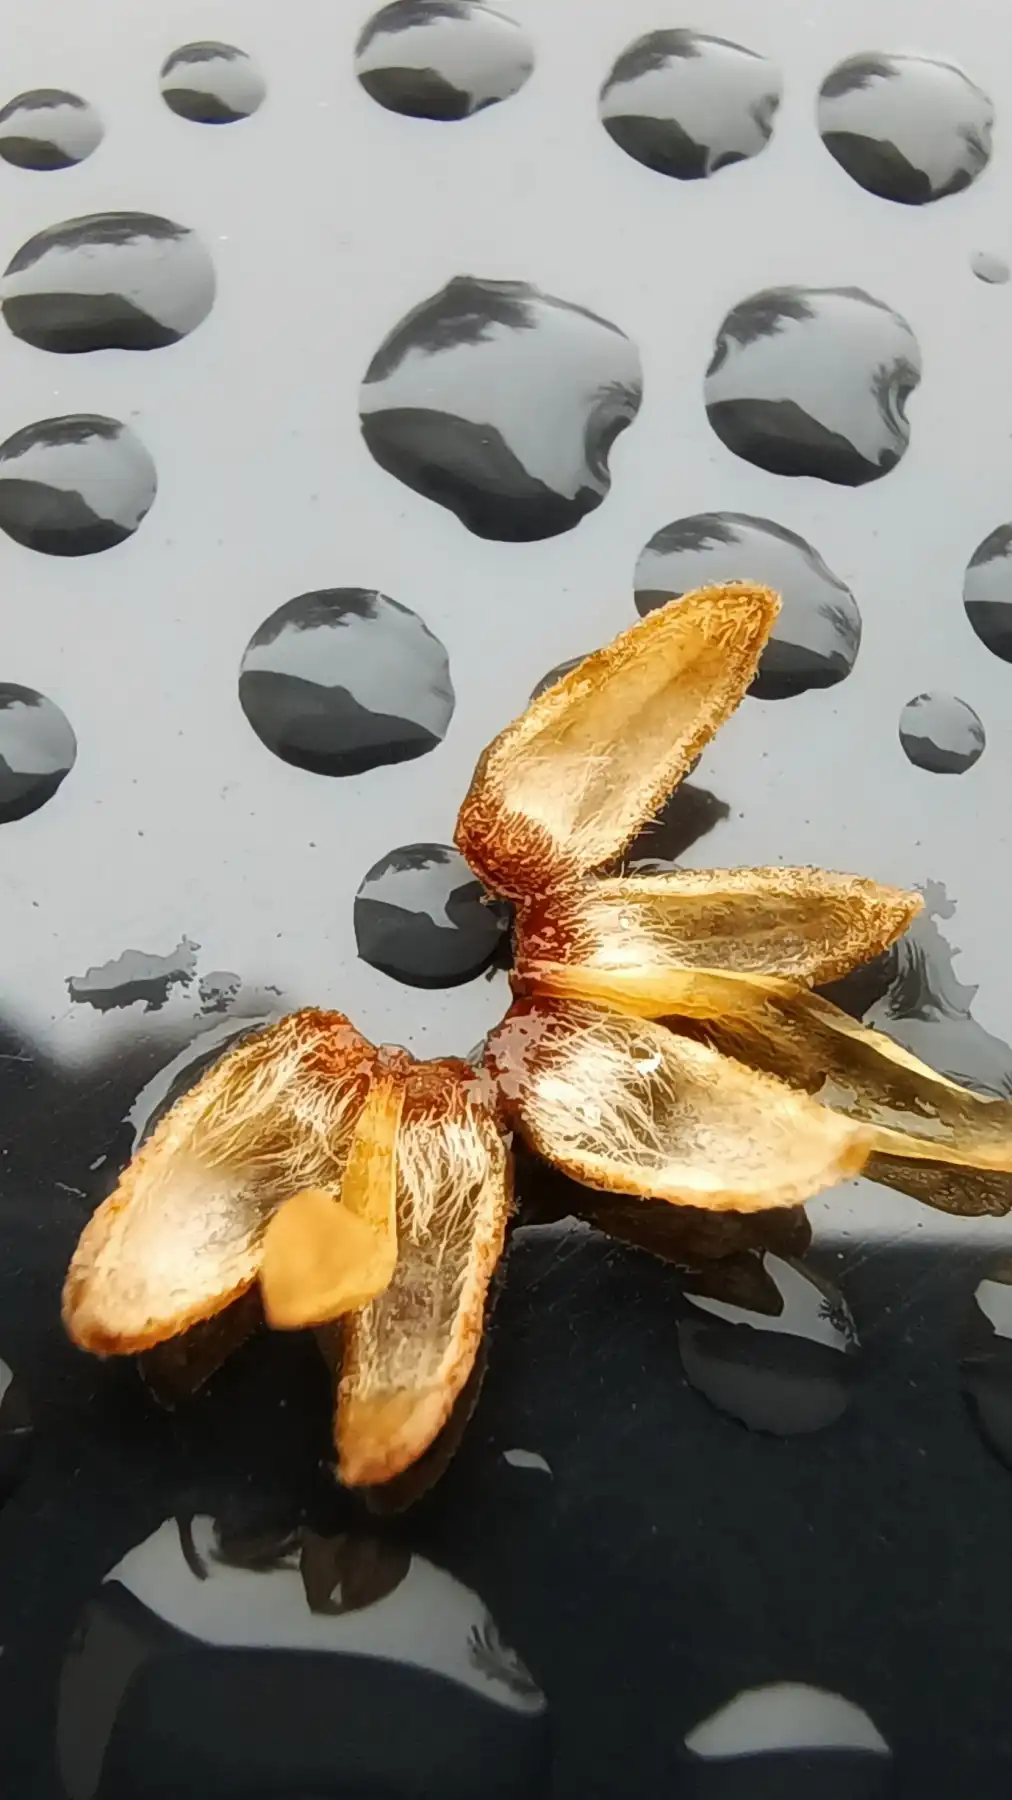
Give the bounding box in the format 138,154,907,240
865,1154,1012,1217
455,583,779,898
485,998,870,1213
516,956,795,1020
337,1062,511,1487
516,868,921,998
62,1010,376,1355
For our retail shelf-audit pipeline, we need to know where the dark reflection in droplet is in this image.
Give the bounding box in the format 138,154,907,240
624,782,731,871
0,1354,32,1509
1,211,215,352
817,52,993,205
599,30,781,181
356,1,534,121
0,88,103,169
899,692,984,774
57,1516,548,1800
68,937,200,1014
964,523,1012,662
635,513,861,699
160,42,266,123
961,1263,1012,1470
240,588,454,777
684,1682,891,1798
678,1252,859,1435
970,250,1010,285
355,842,510,987
0,415,156,556
361,275,642,540
705,285,921,485
530,654,588,701
0,684,76,823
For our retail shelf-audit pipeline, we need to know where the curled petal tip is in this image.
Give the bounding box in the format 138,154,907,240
338,1388,450,1488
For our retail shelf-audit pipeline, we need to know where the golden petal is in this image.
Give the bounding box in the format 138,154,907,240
260,1068,405,1329
515,868,921,996
62,1010,376,1355
516,956,796,1021
337,1062,511,1488
455,583,779,898
485,998,870,1213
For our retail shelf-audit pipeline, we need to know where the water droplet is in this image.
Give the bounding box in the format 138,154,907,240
961,1265,1012,1469
0,415,156,556
355,842,509,987
684,1683,890,1796
635,513,861,699
0,88,103,169
0,684,76,822
356,1,534,121
160,42,266,123
67,937,200,1014
0,1355,32,1509
705,285,921,485
970,250,1010,285
1,211,216,352
529,655,588,702
197,970,242,1015
58,1518,548,1800
360,275,642,540
239,588,454,776
964,524,1012,662
503,1448,552,1475
899,693,984,774
600,30,781,180
818,52,993,205
678,1253,859,1435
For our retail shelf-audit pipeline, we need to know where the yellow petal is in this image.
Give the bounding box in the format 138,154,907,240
455,583,779,898
261,1069,405,1329
688,989,1012,1175
485,998,870,1213
516,868,921,999
62,1010,376,1355
337,1062,511,1488
516,956,796,1020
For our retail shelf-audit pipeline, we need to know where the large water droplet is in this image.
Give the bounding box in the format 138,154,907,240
0,415,156,556
961,1265,1012,1470
898,693,984,774
705,285,921,485
684,1683,891,1797
964,524,1012,662
0,88,103,169
1,212,216,352
0,1354,32,1509
356,842,509,987
635,513,861,699
818,52,993,205
360,275,642,540
356,1,534,121
239,587,454,776
0,684,76,822
160,42,266,123
678,1252,859,1435
599,30,781,180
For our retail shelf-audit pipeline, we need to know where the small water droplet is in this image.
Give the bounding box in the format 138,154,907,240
239,588,454,776
684,1682,890,1796
600,30,781,180
899,693,984,774
0,88,103,169
0,415,156,556
678,1253,859,1435
502,1448,552,1475
160,42,266,123
1,212,216,352
635,513,861,699
964,524,1012,662
360,275,642,540
705,285,921,485
356,1,534,121
356,843,510,988
818,52,993,205
0,1355,32,1510
0,684,76,822
970,249,1010,285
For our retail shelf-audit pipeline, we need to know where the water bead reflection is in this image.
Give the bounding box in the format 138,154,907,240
0,415,156,556
1,212,216,353
0,89,103,169
600,30,781,181
355,1,534,122
961,1266,1012,1470
0,684,76,823
634,513,861,699
818,52,994,205
160,43,266,123
684,1683,891,1798
705,285,921,485
355,842,510,988
964,524,1012,663
239,588,454,776
898,693,985,774
360,276,642,540
970,250,1010,285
